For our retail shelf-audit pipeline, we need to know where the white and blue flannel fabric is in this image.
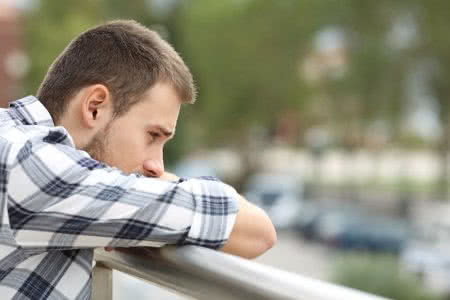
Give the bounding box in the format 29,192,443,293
0,96,239,299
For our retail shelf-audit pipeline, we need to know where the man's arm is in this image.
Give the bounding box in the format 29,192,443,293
221,195,276,259
162,172,277,258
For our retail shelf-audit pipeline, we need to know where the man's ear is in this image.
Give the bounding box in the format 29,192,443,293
81,84,113,128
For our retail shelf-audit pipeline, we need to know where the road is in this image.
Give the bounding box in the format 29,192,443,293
256,230,335,281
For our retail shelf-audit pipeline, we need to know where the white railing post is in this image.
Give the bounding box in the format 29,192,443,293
92,263,113,300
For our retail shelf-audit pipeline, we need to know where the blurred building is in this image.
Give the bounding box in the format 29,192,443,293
0,2,25,107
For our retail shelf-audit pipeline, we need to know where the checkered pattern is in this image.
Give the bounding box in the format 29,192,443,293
0,96,239,299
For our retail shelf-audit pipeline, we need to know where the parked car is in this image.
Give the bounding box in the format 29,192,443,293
294,201,323,240
244,172,304,229
330,217,409,254
296,206,409,254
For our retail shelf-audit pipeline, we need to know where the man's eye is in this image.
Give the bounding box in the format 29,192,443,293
149,132,161,139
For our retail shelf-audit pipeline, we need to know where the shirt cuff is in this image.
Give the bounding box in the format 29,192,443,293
182,180,239,249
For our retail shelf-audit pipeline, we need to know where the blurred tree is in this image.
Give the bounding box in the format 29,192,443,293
175,0,323,146
416,0,450,199
23,0,108,94
175,0,413,150
173,0,342,184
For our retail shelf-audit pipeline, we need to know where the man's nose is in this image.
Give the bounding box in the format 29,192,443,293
143,158,164,177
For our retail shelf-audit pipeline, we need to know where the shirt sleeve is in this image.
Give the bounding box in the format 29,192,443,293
6,138,239,250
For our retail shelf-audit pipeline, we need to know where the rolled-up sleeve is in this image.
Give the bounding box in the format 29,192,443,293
6,137,239,250
179,177,239,249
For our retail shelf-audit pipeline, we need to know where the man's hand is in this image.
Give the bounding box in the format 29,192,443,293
159,171,180,181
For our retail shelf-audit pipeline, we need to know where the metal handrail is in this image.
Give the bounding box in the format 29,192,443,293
93,246,391,300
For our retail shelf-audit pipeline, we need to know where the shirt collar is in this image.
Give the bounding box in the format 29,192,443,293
9,96,55,127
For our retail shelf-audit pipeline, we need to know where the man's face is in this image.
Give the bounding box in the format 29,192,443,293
84,82,181,177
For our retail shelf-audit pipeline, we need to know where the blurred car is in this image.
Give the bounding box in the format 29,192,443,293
294,202,323,240
296,206,409,254
244,172,304,229
295,207,363,242
330,217,410,254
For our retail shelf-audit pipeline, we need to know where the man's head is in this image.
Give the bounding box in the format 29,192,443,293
37,20,196,176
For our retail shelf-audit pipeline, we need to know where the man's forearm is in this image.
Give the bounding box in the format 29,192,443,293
159,171,277,258
221,195,277,259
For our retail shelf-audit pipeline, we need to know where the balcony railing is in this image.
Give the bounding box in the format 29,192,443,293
92,246,391,300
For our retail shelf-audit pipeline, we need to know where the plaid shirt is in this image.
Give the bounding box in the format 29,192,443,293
0,96,239,299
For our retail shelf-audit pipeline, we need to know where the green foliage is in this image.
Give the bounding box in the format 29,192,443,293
175,0,320,145
23,1,108,95
333,254,442,300
173,0,421,149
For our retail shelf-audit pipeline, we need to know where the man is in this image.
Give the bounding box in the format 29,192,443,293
0,20,276,299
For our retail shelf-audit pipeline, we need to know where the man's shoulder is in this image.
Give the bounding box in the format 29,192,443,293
0,124,50,168
0,122,59,145
0,120,78,173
